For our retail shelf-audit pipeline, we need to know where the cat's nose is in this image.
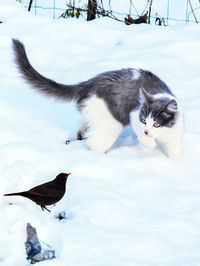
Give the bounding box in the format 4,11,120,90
144,130,149,135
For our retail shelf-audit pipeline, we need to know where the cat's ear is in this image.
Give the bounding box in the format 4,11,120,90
161,99,178,119
139,88,154,104
165,99,178,113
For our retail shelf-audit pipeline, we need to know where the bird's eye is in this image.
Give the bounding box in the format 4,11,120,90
141,119,146,124
153,122,160,128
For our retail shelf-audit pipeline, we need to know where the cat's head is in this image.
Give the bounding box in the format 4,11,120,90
138,88,178,139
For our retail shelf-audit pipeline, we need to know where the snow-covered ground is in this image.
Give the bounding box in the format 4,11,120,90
0,1,200,265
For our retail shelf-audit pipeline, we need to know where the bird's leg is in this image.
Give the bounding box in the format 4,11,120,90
44,206,51,212
41,205,51,212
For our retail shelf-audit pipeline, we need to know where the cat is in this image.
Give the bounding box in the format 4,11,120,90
12,39,183,157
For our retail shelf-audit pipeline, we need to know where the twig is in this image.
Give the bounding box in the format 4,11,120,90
129,0,139,16
141,0,150,15
148,0,153,23
28,0,33,12
66,3,123,22
188,0,198,23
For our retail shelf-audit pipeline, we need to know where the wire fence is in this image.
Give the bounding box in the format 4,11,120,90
17,0,200,25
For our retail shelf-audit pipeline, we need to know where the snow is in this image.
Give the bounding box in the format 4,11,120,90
0,0,200,265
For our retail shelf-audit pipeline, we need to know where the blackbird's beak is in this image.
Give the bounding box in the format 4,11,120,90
67,173,72,177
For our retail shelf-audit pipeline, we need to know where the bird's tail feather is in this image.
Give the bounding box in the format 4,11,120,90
12,39,85,101
4,192,27,197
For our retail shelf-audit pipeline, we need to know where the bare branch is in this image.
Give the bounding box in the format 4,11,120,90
66,2,124,22
188,0,198,23
28,0,33,12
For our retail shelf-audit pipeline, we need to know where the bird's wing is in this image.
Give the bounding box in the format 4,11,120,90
29,184,62,197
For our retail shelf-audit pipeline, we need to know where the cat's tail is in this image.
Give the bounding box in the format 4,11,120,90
12,39,84,101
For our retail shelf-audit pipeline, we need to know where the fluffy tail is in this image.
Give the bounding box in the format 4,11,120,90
12,39,85,101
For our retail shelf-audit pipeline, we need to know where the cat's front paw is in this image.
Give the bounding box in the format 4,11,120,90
165,147,181,157
138,135,157,149
164,142,181,157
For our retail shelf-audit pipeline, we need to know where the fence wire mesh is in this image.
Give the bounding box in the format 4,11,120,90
16,0,200,25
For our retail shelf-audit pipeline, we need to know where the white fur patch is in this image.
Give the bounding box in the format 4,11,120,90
82,96,123,153
153,93,175,100
130,111,157,149
131,69,141,80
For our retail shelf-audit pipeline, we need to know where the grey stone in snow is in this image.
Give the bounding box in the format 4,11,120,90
25,223,55,264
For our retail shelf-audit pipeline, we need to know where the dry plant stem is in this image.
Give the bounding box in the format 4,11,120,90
188,0,198,23
67,3,123,22
28,0,33,12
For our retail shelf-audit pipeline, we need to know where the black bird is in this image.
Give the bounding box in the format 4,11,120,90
4,173,71,212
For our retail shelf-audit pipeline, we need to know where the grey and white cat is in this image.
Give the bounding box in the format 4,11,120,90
12,39,183,157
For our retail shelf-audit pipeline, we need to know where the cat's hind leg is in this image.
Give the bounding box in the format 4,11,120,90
82,96,123,153
77,121,88,140
86,123,123,153
65,120,88,144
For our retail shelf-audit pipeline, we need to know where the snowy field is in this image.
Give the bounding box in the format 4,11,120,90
0,1,200,265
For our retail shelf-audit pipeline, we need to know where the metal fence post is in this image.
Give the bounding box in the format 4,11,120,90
167,0,169,25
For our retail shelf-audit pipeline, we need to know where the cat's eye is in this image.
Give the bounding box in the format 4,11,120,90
153,122,160,128
141,119,146,124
